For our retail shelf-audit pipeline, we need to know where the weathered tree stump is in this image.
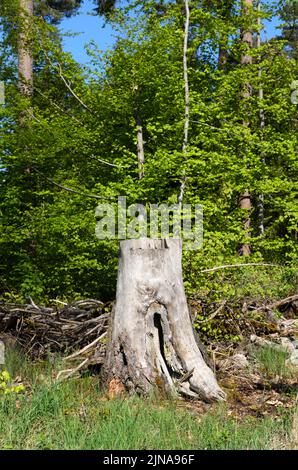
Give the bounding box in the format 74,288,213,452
102,239,225,402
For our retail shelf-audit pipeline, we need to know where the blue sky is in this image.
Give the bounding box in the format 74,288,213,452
60,0,282,64
59,0,115,64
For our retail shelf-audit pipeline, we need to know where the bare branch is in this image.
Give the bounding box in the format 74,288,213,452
196,301,227,324
31,167,116,200
56,61,94,113
64,332,107,361
56,358,89,381
35,87,84,125
42,49,94,114
88,154,122,169
201,263,280,273
253,294,298,312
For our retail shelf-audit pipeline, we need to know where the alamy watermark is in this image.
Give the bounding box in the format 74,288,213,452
95,197,203,251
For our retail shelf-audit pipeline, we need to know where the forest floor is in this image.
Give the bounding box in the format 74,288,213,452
0,345,297,450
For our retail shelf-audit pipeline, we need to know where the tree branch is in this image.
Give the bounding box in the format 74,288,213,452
196,301,227,324
201,263,280,273
34,87,84,125
42,49,95,114
88,154,122,169
31,167,116,200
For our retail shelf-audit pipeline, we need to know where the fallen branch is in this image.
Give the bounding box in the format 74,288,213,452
253,294,298,312
64,332,107,361
56,358,90,381
201,263,280,273
196,301,227,324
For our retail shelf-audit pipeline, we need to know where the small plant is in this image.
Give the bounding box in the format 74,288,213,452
249,345,291,379
0,370,25,395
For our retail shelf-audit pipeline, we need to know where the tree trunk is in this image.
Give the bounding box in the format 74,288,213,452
18,0,33,99
102,238,225,402
135,112,145,180
239,0,253,256
178,0,190,205
257,0,265,236
239,191,252,256
218,45,228,68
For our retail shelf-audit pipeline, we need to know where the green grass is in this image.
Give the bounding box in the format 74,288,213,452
0,348,296,450
249,344,294,380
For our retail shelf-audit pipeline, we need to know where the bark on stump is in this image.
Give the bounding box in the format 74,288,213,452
102,239,225,402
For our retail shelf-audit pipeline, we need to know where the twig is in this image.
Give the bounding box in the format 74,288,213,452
64,332,107,361
29,297,41,310
177,368,194,385
189,119,226,131
34,87,84,125
31,167,116,200
56,358,89,381
42,49,94,114
89,154,122,169
196,300,227,324
201,263,280,273
50,299,68,306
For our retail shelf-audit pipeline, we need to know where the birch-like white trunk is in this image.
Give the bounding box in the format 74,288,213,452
135,112,145,180
178,0,190,205
257,0,265,236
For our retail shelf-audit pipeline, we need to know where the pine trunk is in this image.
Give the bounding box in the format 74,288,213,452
18,0,33,98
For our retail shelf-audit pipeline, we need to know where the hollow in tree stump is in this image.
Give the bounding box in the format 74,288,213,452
102,239,225,402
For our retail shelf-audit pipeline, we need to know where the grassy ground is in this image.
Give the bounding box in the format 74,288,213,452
0,348,297,450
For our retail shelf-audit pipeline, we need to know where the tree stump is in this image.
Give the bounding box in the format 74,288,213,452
102,239,225,402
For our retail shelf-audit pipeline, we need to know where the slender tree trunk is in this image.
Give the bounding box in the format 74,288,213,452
239,0,253,256
218,45,228,68
133,81,145,180
178,0,190,205
102,238,225,402
182,0,190,155
18,0,33,99
135,111,145,180
257,0,265,236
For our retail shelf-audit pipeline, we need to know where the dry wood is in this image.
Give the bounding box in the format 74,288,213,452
1,292,296,385
253,295,298,312
201,263,279,273
102,238,225,402
196,301,227,324
0,299,111,358
64,332,107,361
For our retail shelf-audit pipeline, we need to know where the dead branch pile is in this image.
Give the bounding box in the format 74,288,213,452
0,299,112,359
0,295,297,380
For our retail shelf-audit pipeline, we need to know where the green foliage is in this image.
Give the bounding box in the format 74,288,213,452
0,370,25,395
0,0,297,302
